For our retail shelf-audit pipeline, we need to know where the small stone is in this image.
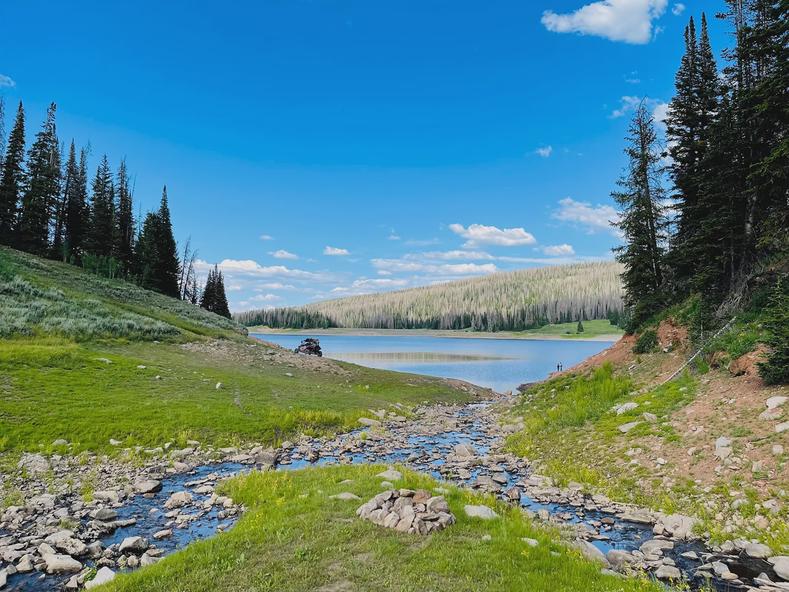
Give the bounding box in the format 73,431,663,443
43,553,82,574
153,529,172,540
776,422,789,434
164,491,193,509
618,421,640,434
118,536,148,554
655,565,682,580
773,444,784,456
766,396,788,409
330,492,361,501
85,567,115,589
744,543,772,559
376,468,402,481
464,504,498,520
215,382,223,390
522,537,539,547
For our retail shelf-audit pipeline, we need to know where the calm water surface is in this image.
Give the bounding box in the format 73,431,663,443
251,333,614,392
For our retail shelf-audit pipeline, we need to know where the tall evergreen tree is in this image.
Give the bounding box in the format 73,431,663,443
154,186,180,297
59,142,79,260
0,101,25,244
136,187,180,297
200,265,231,318
63,146,90,262
613,102,668,331
0,96,6,171
50,141,68,258
113,158,135,273
85,155,115,257
16,103,60,256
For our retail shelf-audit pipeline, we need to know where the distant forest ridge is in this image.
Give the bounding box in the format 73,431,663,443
235,261,625,331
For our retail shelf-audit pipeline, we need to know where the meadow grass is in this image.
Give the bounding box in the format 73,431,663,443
514,319,623,339
0,338,471,455
95,465,663,592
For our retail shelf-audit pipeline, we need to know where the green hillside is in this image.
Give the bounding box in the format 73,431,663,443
0,247,475,456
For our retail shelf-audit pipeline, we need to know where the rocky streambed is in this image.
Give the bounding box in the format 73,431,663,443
2,396,787,591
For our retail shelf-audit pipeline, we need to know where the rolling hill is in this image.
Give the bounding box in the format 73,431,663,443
236,261,624,331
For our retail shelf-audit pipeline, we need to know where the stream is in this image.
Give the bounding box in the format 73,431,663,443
6,396,780,592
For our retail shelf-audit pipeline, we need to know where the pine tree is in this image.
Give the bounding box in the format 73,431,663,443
0,101,25,244
200,264,231,318
576,319,584,333
0,96,6,171
136,187,180,297
63,146,89,262
613,102,668,331
758,278,789,385
60,142,79,260
154,186,180,297
16,103,60,255
85,155,115,257
50,142,68,259
113,159,135,273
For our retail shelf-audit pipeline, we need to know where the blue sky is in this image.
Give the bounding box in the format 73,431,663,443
0,0,728,311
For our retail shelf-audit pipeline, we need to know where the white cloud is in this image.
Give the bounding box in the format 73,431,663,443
404,238,440,247
0,74,16,88
610,95,667,121
250,293,281,303
388,233,401,241
195,258,325,280
324,246,350,256
372,258,498,276
410,250,495,261
542,0,668,44
259,234,274,241
448,223,536,247
535,145,553,158
541,244,576,256
553,197,621,235
256,282,296,290
270,249,298,260
671,3,685,15
652,101,669,124
625,71,641,84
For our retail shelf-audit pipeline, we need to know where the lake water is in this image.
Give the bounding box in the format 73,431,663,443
251,333,614,392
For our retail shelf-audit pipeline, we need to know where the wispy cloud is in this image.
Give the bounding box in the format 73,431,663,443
671,3,685,16
259,234,274,241
542,0,668,45
0,74,16,88
371,258,498,276
323,246,350,256
553,197,621,236
541,243,576,256
624,71,641,84
448,223,536,247
535,145,553,158
410,250,495,261
404,238,440,247
270,249,299,260
195,258,327,280
610,95,667,123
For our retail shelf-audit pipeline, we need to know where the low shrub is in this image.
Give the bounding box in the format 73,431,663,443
633,329,658,353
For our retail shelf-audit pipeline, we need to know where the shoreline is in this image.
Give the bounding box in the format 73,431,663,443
247,327,623,343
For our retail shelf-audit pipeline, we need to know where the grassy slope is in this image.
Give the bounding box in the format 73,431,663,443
0,247,472,455
96,465,662,592
505,321,789,550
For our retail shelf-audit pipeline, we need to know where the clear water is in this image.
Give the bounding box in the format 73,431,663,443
251,333,614,392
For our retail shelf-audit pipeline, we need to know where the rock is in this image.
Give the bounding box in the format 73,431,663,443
453,443,476,457
522,537,539,547
618,421,640,434
715,436,733,459
464,505,498,520
215,382,223,390
606,549,635,568
134,478,163,494
768,556,789,581
376,468,402,481
52,438,69,447
640,539,674,556
614,402,639,415
109,438,122,446
93,508,118,521
330,492,361,501
776,422,789,434
119,536,148,554
93,490,120,503
357,490,455,534
766,396,788,410
744,542,772,559
164,491,193,509
642,412,658,422
575,540,608,566
773,444,784,456
45,530,87,556
655,565,682,580
657,513,698,540
153,529,172,540
17,453,50,474
43,553,82,574
140,552,159,567
358,418,381,427
85,567,115,589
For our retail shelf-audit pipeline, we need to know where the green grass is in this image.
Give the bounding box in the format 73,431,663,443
505,366,696,506
515,319,623,339
95,465,663,592
0,338,470,455
0,246,243,341
0,247,474,456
